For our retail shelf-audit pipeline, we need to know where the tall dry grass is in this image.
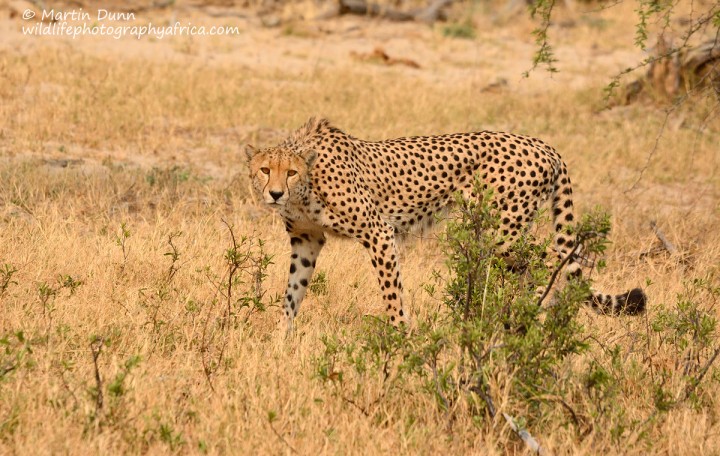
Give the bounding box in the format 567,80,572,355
1,3,719,454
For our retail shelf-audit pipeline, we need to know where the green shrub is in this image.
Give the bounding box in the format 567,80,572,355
312,181,720,451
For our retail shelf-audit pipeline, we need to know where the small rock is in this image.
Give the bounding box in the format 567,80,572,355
261,15,281,28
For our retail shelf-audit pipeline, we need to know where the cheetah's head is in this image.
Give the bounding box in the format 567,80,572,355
246,146,316,207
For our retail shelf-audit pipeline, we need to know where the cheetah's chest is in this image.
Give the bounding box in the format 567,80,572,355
278,193,327,230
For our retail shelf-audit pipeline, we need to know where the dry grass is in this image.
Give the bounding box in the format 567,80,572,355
1,1,719,454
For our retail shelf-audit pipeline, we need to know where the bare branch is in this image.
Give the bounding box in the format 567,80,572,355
650,221,678,256
537,238,584,307
90,337,105,418
503,413,545,455
268,419,298,454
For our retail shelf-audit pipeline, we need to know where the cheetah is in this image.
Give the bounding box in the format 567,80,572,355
246,118,646,330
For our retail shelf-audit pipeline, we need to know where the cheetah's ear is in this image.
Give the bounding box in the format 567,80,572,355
304,150,317,168
245,144,258,162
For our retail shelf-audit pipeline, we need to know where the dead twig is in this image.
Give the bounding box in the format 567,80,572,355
631,344,720,446
90,337,105,418
221,218,240,320
649,221,678,256
164,231,182,284
268,415,298,454
429,358,451,411
503,413,545,455
536,239,584,307
199,301,218,394
683,345,720,401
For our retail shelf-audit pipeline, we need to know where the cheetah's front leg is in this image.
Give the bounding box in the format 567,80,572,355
283,231,325,332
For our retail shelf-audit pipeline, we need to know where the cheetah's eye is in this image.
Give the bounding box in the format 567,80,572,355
287,170,298,177
260,167,270,175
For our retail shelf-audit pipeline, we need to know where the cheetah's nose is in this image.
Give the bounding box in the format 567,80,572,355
269,191,284,201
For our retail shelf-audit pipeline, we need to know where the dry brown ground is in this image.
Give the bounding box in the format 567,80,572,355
0,1,719,454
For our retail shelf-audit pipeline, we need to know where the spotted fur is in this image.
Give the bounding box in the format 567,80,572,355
246,118,647,330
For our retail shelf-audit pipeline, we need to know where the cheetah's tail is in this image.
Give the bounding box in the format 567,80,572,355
587,288,647,316
551,160,647,316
